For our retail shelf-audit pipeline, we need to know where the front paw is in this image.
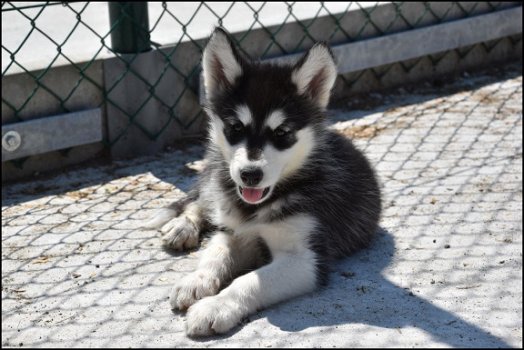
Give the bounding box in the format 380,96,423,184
185,295,244,337
161,216,199,250
170,271,220,310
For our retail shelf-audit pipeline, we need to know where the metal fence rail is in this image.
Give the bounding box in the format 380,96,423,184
1,1,522,180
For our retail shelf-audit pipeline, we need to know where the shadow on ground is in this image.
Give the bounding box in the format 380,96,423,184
263,229,511,348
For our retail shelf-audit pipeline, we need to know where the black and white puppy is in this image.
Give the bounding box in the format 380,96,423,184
146,27,382,337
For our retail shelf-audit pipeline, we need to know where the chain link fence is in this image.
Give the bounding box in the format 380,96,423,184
2,1,522,180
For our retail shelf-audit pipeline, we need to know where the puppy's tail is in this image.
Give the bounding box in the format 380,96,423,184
141,207,178,229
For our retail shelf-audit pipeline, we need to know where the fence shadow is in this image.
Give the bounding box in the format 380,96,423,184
1,63,521,347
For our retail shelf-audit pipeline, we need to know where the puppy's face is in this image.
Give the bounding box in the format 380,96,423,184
207,106,316,205
202,28,337,205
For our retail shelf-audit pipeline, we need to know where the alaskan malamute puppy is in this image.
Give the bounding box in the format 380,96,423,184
146,28,382,336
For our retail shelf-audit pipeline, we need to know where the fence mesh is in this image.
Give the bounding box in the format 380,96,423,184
1,1,522,176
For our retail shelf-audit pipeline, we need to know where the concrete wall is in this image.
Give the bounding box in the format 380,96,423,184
2,61,107,181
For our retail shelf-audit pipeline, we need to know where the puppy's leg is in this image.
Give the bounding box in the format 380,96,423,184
160,201,203,250
184,215,320,336
143,192,204,251
185,249,318,336
170,233,268,310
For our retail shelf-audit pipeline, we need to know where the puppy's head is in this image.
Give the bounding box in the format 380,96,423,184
202,28,337,205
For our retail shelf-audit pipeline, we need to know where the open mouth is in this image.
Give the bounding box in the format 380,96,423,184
238,186,271,204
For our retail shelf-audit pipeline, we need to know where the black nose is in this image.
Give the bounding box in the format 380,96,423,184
240,168,263,186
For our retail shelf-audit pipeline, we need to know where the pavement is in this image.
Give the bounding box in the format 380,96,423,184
2,64,522,348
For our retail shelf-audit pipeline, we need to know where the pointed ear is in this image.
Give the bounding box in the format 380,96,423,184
292,43,337,109
202,28,243,101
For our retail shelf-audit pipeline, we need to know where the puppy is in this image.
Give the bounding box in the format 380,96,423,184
146,28,382,336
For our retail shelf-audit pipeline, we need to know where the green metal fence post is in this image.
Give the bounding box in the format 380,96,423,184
108,2,151,54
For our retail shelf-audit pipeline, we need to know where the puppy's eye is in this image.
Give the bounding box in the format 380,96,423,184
225,120,244,132
232,122,244,133
274,126,290,138
223,120,245,144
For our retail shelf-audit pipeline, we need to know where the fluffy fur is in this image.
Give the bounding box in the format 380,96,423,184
146,28,382,337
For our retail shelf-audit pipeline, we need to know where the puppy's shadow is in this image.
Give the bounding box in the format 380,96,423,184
258,229,511,347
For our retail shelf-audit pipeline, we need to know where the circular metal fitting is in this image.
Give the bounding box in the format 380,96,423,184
2,131,22,152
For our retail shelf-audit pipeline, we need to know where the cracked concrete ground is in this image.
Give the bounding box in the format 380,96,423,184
2,64,522,348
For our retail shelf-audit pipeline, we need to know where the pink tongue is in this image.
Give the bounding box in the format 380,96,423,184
242,187,264,203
